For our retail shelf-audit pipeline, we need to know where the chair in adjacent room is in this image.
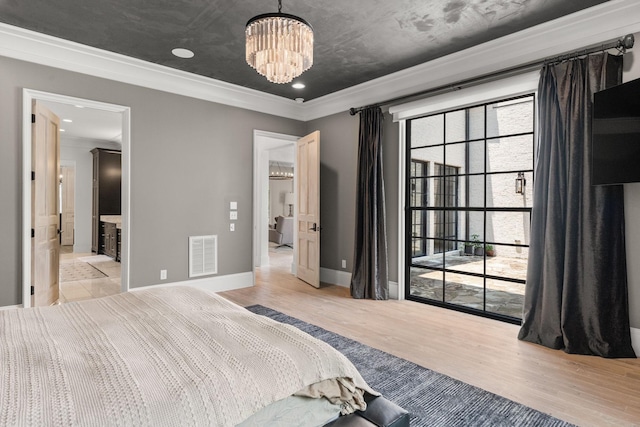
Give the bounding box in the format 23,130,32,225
269,216,293,248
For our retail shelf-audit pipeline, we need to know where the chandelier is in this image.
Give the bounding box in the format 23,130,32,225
269,162,294,180
245,0,314,84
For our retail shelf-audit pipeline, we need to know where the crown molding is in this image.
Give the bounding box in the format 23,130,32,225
0,23,304,121
1,0,639,122
301,0,640,121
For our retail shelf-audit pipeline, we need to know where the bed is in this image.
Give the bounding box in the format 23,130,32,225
0,286,377,426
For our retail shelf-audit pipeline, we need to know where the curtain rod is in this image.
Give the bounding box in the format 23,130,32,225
349,34,635,116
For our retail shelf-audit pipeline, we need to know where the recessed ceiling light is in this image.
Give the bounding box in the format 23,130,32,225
295,98,304,103
74,105,84,109
60,129,66,132
63,119,72,123
172,48,194,59
292,82,305,89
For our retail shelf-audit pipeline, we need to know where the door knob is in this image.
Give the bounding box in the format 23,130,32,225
309,223,322,232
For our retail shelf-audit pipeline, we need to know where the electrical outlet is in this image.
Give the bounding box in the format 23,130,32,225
230,211,238,220
230,223,235,231
160,269,167,280
341,259,347,269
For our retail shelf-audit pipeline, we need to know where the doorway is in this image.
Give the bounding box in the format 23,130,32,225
22,89,131,308
60,163,75,248
252,130,298,276
58,159,121,302
54,124,121,303
268,146,295,269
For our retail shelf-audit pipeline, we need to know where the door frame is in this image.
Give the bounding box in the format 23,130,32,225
22,89,131,308
252,130,299,273
60,160,76,247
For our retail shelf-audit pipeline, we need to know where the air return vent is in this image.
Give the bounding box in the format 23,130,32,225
189,235,217,278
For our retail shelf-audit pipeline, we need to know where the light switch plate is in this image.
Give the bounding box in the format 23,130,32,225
230,211,238,220
230,201,237,210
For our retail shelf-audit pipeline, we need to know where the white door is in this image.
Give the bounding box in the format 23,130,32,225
60,165,75,247
296,131,320,288
32,100,61,306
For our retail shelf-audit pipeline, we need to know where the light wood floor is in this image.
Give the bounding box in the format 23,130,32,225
220,251,640,427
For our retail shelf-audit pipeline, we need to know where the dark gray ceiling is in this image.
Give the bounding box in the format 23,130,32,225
0,0,608,101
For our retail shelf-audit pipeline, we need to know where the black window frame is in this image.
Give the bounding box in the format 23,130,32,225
405,93,535,324
410,160,429,257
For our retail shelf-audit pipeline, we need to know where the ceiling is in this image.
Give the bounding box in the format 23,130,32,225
0,0,609,102
41,101,123,144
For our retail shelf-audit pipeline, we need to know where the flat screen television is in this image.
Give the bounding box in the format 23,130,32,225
591,77,640,185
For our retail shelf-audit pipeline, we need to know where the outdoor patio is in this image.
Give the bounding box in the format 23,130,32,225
409,253,528,319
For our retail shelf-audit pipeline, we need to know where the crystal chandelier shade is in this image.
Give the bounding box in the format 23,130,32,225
245,1,313,84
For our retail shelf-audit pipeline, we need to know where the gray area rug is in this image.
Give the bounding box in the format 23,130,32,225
246,305,573,427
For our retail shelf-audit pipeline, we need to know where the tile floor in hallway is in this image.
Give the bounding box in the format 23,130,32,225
59,246,121,303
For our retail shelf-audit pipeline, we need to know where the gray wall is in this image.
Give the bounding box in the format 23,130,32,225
0,55,306,306
306,111,399,282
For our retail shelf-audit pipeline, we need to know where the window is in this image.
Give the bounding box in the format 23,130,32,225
406,94,535,323
410,160,428,257
433,163,458,254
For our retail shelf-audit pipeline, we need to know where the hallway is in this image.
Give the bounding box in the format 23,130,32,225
58,246,121,303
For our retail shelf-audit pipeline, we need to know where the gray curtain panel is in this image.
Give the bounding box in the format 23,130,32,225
350,107,389,300
518,53,636,358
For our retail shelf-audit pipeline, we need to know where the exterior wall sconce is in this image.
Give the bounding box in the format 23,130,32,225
515,172,526,194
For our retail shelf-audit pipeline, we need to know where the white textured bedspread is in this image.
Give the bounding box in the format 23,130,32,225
0,286,375,426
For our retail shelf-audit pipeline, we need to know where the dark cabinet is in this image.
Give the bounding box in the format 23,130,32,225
103,222,118,259
98,221,106,254
116,228,121,262
91,148,121,254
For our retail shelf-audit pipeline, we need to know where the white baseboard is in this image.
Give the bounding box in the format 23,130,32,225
631,327,640,357
320,267,352,288
260,255,270,267
130,271,254,293
319,267,400,300
389,281,399,300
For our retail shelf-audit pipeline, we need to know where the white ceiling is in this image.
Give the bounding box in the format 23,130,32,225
41,100,123,144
